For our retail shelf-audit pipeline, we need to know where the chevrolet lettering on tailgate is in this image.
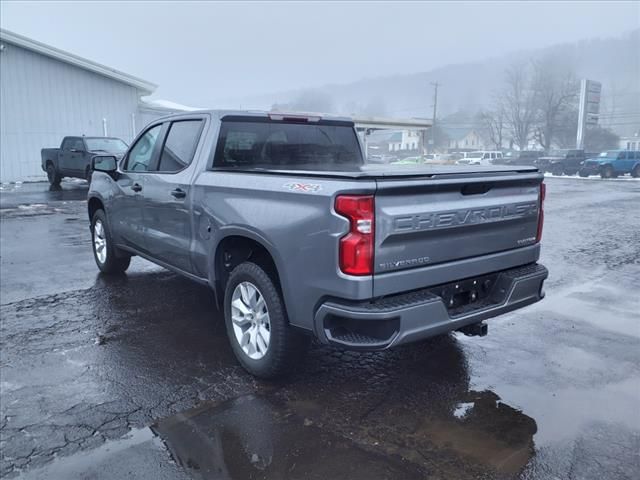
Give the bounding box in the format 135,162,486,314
393,202,539,232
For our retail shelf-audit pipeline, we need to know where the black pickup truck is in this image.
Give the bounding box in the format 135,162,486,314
41,136,128,185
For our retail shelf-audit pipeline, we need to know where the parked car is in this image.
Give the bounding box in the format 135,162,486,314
579,150,640,178
41,136,128,185
456,151,504,165
536,149,595,176
502,151,544,166
88,111,548,378
368,154,396,164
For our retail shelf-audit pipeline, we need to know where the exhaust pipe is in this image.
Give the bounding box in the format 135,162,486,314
459,322,488,337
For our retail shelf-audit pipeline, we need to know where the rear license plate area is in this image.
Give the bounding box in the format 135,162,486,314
428,273,499,312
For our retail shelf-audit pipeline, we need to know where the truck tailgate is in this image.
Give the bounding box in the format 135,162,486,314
374,172,543,283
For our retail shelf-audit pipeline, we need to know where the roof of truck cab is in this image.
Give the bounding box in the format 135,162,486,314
150,110,432,129
150,110,354,123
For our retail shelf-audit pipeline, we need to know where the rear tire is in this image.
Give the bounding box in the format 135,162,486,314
224,262,309,379
551,163,564,176
91,210,131,274
46,163,61,186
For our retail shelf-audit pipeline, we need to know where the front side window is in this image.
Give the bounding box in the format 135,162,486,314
125,125,162,172
158,120,203,172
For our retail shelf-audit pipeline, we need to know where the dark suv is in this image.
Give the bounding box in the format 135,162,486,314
536,149,593,176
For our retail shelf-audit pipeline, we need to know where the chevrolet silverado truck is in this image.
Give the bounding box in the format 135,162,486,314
41,136,128,185
88,111,548,378
578,150,640,178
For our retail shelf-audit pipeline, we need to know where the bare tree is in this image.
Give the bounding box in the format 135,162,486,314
501,62,538,150
478,104,506,150
531,56,578,150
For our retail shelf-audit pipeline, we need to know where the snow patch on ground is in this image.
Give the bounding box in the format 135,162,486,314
544,173,640,182
453,402,475,419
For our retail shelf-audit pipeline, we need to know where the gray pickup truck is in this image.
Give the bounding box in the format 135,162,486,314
41,136,128,185
88,111,548,378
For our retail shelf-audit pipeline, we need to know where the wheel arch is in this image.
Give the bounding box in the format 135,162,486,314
88,195,105,222
210,229,286,310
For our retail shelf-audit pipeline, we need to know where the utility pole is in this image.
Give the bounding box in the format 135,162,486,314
431,82,439,153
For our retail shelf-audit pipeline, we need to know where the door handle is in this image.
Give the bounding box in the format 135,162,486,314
131,183,142,192
170,188,186,199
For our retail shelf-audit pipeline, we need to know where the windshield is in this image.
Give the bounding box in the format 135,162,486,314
85,138,128,153
214,119,363,170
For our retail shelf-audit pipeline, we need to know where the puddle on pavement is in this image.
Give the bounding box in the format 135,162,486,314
152,392,536,479
153,394,424,479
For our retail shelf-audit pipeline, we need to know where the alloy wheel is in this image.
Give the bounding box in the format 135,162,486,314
231,281,271,360
93,220,107,264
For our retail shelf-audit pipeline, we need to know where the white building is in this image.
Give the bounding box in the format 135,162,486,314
0,29,157,182
388,130,420,152
619,133,640,151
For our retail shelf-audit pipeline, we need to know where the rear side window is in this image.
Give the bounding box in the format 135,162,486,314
213,119,363,170
158,120,203,172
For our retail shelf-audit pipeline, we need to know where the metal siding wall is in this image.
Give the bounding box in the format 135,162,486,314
0,42,140,182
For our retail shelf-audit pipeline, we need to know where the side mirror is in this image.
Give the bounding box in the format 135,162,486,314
92,155,118,174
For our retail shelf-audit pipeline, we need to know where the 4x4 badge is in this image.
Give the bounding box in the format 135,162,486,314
283,182,322,193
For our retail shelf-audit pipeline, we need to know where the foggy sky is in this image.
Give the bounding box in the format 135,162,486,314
1,1,639,108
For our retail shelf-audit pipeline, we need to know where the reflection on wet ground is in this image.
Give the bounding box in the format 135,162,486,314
154,392,536,480
0,180,89,210
154,395,424,479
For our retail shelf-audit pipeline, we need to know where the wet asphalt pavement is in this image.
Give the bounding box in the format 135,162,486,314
0,177,639,479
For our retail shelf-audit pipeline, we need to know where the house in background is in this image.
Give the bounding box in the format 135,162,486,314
367,130,420,153
388,130,420,152
442,126,487,151
0,29,157,182
619,131,640,150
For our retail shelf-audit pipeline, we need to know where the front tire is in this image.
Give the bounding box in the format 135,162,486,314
578,169,589,178
224,262,309,379
46,163,61,186
91,210,131,274
632,165,640,178
600,165,614,179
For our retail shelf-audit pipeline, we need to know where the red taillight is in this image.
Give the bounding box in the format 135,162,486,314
536,182,545,243
335,195,375,276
